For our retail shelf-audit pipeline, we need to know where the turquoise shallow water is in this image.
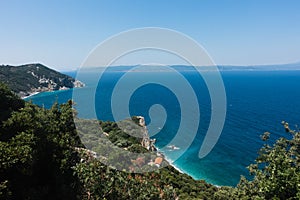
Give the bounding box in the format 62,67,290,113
27,69,300,186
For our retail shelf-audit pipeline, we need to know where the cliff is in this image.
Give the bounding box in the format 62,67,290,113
136,116,157,152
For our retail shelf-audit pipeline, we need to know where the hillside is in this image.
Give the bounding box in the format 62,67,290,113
1,82,300,199
0,63,84,97
0,83,216,199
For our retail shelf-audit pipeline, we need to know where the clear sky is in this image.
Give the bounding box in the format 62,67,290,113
1,0,300,70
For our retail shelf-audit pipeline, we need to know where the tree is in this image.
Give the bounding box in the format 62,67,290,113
215,122,300,199
0,83,24,128
0,83,83,199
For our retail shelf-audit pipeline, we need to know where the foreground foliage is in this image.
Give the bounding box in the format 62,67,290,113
0,83,82,199
1,82,300,199
215,123,300,199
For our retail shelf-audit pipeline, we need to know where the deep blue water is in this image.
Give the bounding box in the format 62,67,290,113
26,69,300,186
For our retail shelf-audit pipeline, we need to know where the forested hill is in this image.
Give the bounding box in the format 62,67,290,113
0,63,84,97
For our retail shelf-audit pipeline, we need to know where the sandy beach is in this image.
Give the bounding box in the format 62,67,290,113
21,92,40,100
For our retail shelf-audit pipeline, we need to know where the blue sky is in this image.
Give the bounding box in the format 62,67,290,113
0,0,300,70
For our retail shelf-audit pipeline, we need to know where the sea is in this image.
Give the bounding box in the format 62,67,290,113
26,67,300,186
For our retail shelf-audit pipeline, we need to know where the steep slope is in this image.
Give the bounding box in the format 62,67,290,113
0,63,84,97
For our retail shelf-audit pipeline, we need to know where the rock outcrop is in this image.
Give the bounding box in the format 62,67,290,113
136,116,157,152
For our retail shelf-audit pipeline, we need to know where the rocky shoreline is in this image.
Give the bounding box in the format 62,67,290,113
136,116,182,170
20,80,85,99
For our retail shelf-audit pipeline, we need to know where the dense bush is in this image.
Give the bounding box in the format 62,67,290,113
215,123,300,199
1,82,300,199
0,84,82,199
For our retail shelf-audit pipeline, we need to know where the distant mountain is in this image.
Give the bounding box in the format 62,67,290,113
0,63,84,98
75,62,300,72
217,62,300,71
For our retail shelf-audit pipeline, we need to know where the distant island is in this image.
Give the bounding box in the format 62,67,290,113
0,63,84,98
72,62,300,73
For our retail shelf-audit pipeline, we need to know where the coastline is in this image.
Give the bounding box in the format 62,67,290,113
154,144,220,187
20,82,85,100
21,92,41,100
128,116,214,185
153,145,186,175
22,96,210,185
21,88,74,100
162,154,185,174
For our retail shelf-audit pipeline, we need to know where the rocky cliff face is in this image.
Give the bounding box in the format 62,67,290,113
0,63,84,97
136,116,157,152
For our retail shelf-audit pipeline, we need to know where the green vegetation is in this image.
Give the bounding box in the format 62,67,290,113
1,82,300,199
215,123,300,199
0,83,24,124
0,83,82,199
0,63,82,97
75,119,217,199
